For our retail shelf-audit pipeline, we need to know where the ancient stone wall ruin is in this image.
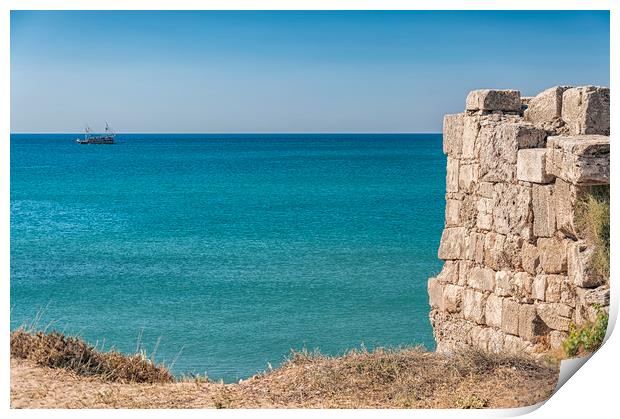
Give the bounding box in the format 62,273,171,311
428,86,610,355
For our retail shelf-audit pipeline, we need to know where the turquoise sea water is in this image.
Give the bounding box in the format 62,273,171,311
10,134,445,382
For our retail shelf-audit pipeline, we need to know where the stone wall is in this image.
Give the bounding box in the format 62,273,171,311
428,86,610,356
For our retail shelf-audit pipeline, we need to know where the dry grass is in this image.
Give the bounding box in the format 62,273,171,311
11,329,174,384
576,185,610,279
10,331,560,409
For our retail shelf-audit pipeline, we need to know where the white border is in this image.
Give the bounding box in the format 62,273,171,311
2,1,616,418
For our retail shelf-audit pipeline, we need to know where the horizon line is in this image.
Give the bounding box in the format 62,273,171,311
10,131,443,135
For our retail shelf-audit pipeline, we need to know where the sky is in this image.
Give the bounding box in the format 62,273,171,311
11,10,610,133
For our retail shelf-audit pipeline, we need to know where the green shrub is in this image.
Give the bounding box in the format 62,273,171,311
563,308,608,358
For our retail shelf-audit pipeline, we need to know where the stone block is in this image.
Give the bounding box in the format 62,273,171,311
476,197,494,230
478,122,546,183
463,232,485,264
538,237,568,274
532,275,546,301
495,271,512,297
438,227,467,260
562,86,610,135
463,289,487,325
544,275,564,303
521,241,540,275
487,328,506,354
549,331,568,350
445,199,462,227
428,277,444,310
554,178,579,238
546,135,610,185
512,272,533,303
524,86,570,125
443,113,464,156
504,334,530,355
491,183,533,239
517,149,554,184
560,281,577,308
502,299,520,336
485,294,503,328
467,266,496,292
443,284,465,314
458,163,479,193
519,304,547,341
461,116,482,159
436,261,459,284
532,185,556,238
446,157,460,193
567,240,606,288
466,89,521,112
484,233,523,271
537,303,573,331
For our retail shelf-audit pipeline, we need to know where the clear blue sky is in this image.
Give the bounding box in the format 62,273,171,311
11,10,609,133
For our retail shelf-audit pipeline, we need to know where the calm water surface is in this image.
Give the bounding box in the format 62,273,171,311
11,134,445,382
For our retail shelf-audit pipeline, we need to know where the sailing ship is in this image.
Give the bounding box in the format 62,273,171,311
76,123,116,144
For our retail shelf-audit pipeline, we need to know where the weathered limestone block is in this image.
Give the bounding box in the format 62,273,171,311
519,304,547,341
511,272,533,303
554,178,579,238
521,241,540,275
438,227,467,260
457,261,474,286
470,326,489,351
562,86,610,135
428,277,444,310
504,334,531,355
537,303,573,331
543,275,564,303
458,194,479,229
538,237,568,274
463,232,485,264
484,232,523,270
501,299,520,336
436,261,459,284
443,284,465,314
495,271,512,297
560,281,577,308
445,199,462,227
491,183,533,239
476,197,494,230
524,86,570,125
549,331,568,350
478,122,546,183
485,294,503,328
461,115,482,159
584,286,610,307
463,289,487,325
443,113,464,156
567,241,605,287
546,135,610,185
458,163,479,193
487,328,506,354
446,157,460,193
467,266,495,292
532,275,546,301
477,182,495,199
430,311,475,353
532,184,556,238
466,89,521,112
517,149,554,184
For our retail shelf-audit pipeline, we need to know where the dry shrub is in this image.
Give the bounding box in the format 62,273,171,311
576,185,610,279
10,329,174,383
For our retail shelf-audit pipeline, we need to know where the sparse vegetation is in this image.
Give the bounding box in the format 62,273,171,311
563,307,609,358
10,329,559,408
576,185,610,279
10,329,174,383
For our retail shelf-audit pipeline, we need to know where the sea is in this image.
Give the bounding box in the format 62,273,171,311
10,133,445,382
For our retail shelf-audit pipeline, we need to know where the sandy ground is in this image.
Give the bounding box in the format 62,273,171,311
10,353,559,409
